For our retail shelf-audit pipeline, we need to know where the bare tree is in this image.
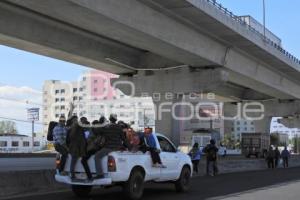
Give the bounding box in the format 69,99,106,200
0,121,18,134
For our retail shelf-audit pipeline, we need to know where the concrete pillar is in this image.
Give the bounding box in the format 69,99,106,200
252,117,272,134
153,94,183,146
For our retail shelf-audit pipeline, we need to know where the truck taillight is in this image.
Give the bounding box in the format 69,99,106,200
108,156,116,172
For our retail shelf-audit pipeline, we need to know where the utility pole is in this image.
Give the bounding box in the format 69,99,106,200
32,120,34,152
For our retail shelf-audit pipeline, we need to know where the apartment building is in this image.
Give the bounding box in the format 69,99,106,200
231,120,255,141
42,70,155,136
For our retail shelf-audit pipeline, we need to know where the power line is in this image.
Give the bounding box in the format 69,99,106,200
0,96,44,107
0,116,46,125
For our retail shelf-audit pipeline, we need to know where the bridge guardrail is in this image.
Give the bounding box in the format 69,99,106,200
206,0,300,66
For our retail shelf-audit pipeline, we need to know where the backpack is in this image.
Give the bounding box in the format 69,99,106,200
206,146,217,161
47,121,58,141
189,148,198,159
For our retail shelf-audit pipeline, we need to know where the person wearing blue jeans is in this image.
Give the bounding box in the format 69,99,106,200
189,143,201,174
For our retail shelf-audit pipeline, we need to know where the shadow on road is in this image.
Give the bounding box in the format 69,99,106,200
6,167,300,200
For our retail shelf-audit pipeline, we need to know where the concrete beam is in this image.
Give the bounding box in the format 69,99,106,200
3,0,300,99
0,1,144,74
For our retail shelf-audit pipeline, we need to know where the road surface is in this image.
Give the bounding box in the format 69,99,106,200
4,167,300,200
0,157,55,172
0,155,252,172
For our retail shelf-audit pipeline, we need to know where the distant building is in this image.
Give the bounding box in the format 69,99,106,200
270,132,289,146
42,70,155,136
0,134,47,153
271,117,300,138
230,120,255,141
238,15,282,46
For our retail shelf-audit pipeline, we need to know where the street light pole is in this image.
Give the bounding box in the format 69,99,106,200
263,0,266,39
32,120,34,152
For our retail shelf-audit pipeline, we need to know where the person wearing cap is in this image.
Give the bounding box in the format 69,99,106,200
93,115,130,179
53,116,68,174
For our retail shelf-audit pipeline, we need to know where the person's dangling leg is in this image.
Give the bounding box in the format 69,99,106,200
149,148,158,164
70,156,78,179
94,148,112,178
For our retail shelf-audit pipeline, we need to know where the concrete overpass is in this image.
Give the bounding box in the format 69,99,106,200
1,0,300,140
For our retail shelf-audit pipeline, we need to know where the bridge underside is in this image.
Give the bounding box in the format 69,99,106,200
1,0,300,101
1,0,300,139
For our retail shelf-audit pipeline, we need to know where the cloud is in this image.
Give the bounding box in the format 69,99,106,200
0,85,43,135
0,85,42,102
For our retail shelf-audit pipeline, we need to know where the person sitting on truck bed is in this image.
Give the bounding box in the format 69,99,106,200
144,127,166,168
81,120,106,176
93,114,131,179
124,127,140,152
68,117,93,181
53,116,68,174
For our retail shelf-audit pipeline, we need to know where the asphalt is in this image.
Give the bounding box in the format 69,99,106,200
0,157,55,172
0,155,253,172
4,167,300,200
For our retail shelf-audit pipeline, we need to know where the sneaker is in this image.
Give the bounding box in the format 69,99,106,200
94,174,105,179
160,164,167,168
84,178,93,183
152,163,160,168
60,171,68,176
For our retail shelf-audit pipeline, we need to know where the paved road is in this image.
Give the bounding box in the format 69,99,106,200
0,158,55,172
5,167,300,200
0,155,253,172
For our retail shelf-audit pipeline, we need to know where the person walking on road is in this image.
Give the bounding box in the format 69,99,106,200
266,146,275,169
281,146,290,168
274,146,281,168
53,116,68,174
189,143,202,174
203,139,219,176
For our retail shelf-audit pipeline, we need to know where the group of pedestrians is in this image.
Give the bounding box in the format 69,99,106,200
50,111,166,181
189,139,219,177
266,145,291,169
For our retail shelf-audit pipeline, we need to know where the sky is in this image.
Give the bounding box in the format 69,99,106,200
0,46,88,91
0,0,299,136
0,46,89,135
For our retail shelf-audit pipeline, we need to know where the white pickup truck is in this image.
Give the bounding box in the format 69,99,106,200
55,133,192,200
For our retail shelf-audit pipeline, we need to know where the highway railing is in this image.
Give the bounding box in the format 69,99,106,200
206,0,300,65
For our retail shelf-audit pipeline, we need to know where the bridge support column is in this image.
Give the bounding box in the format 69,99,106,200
153,94,183,146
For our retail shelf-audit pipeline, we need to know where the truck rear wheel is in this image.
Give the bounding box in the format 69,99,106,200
71,185,92,197
175,166,191,193
123,170,145,200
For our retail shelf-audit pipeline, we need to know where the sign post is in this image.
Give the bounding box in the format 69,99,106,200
27,108,40,152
